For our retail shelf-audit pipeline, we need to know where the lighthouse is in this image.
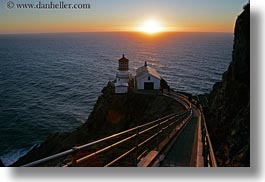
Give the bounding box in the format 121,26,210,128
114,54,130,94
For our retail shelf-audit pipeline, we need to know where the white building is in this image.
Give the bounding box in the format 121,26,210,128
136,62,161,90
114,54,130,94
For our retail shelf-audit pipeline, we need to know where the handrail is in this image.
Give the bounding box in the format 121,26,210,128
66,110,191,167
162,91,192,110
22,109,190,167
21,91,217,167
201,113,217,167
138,108,193,167
164,91,217,167
72,133,138,166
22,90,219,168
103,109,192,167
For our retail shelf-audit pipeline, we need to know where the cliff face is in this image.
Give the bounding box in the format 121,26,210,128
206,4,250,166
13,82,184,166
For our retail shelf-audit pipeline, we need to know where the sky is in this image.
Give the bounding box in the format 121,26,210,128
0,0,248,34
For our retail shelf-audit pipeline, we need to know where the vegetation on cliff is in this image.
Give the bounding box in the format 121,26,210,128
206,4,250,167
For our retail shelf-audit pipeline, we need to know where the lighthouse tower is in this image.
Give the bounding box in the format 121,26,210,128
115,54,129,94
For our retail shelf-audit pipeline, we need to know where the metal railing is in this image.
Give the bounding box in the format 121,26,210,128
201,112,217,167
21,91,215,167
22,109,192,167
165,91,217,167
162,91,192,110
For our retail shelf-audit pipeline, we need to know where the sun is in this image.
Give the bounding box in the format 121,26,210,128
137,19,164,34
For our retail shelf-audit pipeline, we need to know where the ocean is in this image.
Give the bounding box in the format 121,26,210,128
0,32,233,166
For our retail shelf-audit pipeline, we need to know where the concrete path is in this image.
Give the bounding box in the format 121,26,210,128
160,108,199,167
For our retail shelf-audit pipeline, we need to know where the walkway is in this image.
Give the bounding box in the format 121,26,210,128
160,107,199,167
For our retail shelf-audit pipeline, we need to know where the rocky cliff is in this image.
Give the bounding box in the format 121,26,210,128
13,82,184,166
206,4,250,167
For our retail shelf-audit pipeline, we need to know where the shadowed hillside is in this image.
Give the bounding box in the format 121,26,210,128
13,82,184,166
206,4,250,167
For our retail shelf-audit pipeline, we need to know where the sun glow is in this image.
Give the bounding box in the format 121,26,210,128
137,19,165,34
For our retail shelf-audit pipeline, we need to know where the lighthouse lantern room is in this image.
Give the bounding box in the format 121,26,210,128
115,54,130,94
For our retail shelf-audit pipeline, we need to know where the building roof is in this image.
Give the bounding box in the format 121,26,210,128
136,65,161,80
119,54,129,62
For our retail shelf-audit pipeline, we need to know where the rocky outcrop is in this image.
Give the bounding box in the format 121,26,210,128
206,4,250,167
13,82,184,166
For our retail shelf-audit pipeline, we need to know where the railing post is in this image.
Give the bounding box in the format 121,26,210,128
71,146,78,167
134,126,139,166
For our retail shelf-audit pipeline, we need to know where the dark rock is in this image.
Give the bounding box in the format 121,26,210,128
13,82,184,166
205,4,250,167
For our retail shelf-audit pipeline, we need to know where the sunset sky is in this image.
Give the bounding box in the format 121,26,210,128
0,0,248,34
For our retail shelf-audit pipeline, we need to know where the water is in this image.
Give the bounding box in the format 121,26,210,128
0,32,233,165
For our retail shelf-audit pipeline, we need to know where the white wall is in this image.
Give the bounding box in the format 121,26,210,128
117,70,129,84
136,74,160,90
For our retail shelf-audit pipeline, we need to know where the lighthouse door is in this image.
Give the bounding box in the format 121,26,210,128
144,82,154,90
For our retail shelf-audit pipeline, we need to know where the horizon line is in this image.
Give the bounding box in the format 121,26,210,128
0,30,234,35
